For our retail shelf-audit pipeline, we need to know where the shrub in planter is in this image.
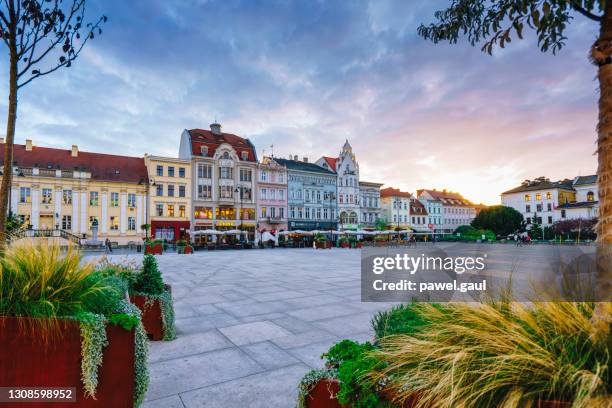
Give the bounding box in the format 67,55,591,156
314,233,328,249
297,369,345,408
118,255,176,341
369,301,611,408
0,242,149,407
339,236,350,248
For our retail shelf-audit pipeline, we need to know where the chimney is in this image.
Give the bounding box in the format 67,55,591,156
25,139,32,151
303,157,308,163
210,122,222,135
0,137,4,143
71,144,78,157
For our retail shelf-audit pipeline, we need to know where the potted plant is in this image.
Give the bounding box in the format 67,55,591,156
0,242,149,407
338,236,350,248
374,235,387,247
144,239,163,255
314,233,328,249
175,239,193,254
127,255,176,341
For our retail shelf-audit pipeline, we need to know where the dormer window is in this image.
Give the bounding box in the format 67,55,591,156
587,191,595,202
200,146,208,156
241,151,248,161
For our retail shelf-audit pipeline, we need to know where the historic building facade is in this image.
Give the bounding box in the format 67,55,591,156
274,157,338,231
418,189,477,233
316,140,382,231
501,175,597,225
380,187,412,230
6,139,148,244
257,157,288,234
144,154,191,242
418,195,444,233
359,181,383,229
179,123,258,242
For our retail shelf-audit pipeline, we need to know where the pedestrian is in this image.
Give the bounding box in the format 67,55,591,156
105,238,113,253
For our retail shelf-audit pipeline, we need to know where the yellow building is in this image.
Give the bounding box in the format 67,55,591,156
144,155,192,242
5,139,148,245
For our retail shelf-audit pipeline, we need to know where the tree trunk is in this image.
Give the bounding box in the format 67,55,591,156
591,3,612,339
0,32,18,253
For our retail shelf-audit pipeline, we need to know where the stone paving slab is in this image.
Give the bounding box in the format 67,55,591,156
219,321,292,346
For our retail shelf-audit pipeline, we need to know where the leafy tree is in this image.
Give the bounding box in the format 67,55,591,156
471,205,524,237
0,1,107,251
5,211,22,236
419,0,611,328
552,217,598,240
374,218,388,231
528,218,544,240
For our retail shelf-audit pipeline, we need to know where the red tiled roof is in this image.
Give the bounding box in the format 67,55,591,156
322,156,338,172
1,143,148,184
380,187,412,198
410,199,428,215
188,129,256,162
417,189,473,207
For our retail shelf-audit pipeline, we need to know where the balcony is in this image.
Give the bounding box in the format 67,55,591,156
264,216,285,224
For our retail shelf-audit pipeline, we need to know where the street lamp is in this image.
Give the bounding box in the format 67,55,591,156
235,186,244,241
326,191,336,241
394,197,401,242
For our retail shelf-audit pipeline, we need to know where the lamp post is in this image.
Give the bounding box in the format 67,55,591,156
326,191,336,242
395,197,401,242
235,186,244,241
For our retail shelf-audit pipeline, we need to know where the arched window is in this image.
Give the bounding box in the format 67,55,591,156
349,211,358,224
222,151,230,159
340,212,349,224
587,191,595,202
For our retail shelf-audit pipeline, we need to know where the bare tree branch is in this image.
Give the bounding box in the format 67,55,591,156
571,2,603,21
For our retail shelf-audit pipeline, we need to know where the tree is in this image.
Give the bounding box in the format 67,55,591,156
375,218,388,231
471,205,523,237
419,0,611,333
0,1,106,251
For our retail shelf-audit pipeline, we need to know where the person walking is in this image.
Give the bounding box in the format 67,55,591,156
105,238,113,253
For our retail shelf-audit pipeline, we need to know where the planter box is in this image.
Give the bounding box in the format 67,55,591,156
305,379,346,408
355,242,363,248
315,241,327,249
340,242,349,248
0,316,135,408
145,244,163,255
375,241,387,247
130,285,171,341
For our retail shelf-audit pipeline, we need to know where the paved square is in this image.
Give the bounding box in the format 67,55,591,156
102,248,394,408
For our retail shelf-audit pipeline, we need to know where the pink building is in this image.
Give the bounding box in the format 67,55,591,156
257,157,288,241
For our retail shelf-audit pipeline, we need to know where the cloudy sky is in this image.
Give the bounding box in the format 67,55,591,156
0,0,600,204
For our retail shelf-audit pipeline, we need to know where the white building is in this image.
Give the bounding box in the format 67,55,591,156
380,187,412,230
359,181,383,229
500,176,597,227
418,195,443,233
417,189,476,233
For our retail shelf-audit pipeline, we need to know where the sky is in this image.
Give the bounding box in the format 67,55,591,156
0,0,601,205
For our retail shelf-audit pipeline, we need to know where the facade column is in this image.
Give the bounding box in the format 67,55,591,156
101,192,108,234
54,189,62,228
120,192,127,234
72,189,79,234
80,191,87,235
136,194,143,233
31,188,39,229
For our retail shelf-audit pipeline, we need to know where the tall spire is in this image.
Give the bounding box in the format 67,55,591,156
342,139,352,152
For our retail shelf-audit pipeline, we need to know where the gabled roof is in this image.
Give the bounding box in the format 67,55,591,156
188,128,257,162
573,175,597,186
380,187,412,199
410,199,428,215
321,156,338,172
274,158,336,175
2,143,148,184
417,189,474,207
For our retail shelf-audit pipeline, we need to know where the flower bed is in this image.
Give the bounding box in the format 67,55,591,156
0,242,149,407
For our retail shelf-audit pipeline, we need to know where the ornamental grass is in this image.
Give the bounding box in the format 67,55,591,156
368,301,611,408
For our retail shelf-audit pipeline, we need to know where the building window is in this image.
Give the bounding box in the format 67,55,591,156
61,215,72,230
179,205,186,218
547,203,552,211
535,193,542,201
524,194,531,202
128,217,136,231
548,216,553,224
156,203,163,216
240,168,252,182
128,193,136,208
260,171,267,182
200,146,208,156
62,190,72,205
546,192,552,200
241,151,249,160
194,207,213,219
110,192,119,207
89,191,99,206
525,205,531,213
179,167,186,178
168,166,175,177
279,207,284,218
156,184,163,196
156,165,163,177
179,185,186,198
19,187,30,203
261,207,267,218
219,167,233,179
261,188,267,200
168,205,175,217
198,184,212,199
561,209,566,218
110,216,119,231
198,164,212,178
587,191,595,201
219,185,233,199
168,185,175,197
42,188,53,204
216,207,235,220
536,204,542,212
